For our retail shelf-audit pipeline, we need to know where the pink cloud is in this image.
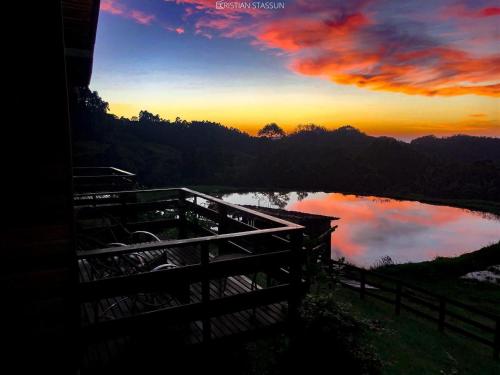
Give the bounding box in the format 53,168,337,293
100,0,155,25
100,0,124,15
254,1,500,97
163,24,186,35
130,10,155,25
178,0,266,38
100,0,500,98
441,4,500,19
174,0,264,16
257,13,370,52
480,7,500,17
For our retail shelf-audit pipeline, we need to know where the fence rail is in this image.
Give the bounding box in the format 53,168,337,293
73,167,137,192
330,260,500,359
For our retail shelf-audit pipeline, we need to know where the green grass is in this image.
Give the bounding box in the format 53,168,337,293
335,242,500,374
337,287,500,375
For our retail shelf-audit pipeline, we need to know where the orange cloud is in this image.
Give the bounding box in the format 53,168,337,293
293,55,500,97
189,0,500,97
258,10,500,98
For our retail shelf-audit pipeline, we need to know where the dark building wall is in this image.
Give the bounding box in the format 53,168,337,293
2,1,77,372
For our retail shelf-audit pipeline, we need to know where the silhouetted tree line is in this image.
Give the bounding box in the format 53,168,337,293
71,89,500,201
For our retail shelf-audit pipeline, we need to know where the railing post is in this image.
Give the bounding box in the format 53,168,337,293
289,230,302,327
494,318,499,359
218,203,228,232
360,269,366,300
218,203,229,255
395,282,402,315
128,191,138,223
119,192,127,224
178,189,187,239
201,242,211,343
438,298,446,332
193,196,199,225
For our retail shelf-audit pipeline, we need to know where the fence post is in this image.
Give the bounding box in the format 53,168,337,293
360,269,366,300
201,242,211,343
395,282,402,315
494,318,499,360
289,231,302,327
438,298,446,332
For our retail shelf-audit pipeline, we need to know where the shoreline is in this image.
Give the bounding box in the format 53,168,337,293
188,185,500,217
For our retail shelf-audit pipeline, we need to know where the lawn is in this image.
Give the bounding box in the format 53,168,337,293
337,287,500,375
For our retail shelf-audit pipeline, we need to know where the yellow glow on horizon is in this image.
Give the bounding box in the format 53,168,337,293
107,89,499,139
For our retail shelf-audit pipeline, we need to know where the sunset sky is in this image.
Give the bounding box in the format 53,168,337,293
91,0,500,139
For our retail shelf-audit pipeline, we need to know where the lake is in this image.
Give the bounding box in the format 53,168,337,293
221,192,500,267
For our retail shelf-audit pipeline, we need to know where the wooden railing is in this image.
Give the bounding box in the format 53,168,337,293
330,260,500,358
74,188,305,343
73,167,136,192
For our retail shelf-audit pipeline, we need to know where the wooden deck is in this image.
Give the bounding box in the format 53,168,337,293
79,245,289,370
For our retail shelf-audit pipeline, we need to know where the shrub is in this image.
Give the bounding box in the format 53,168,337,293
283,293,381,374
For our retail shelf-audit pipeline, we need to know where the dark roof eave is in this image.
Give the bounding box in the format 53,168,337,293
62,0,101,87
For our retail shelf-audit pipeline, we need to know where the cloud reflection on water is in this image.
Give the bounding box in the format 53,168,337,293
224,192,500,267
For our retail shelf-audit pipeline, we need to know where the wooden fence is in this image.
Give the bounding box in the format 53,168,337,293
330,260,500,359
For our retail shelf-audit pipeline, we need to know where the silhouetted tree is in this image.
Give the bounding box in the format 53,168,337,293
252,192,290,208
335,125,364,135
139,110,162,124
76,87,109,114
297,192,309,201
294,124,327,134
258,123,286,139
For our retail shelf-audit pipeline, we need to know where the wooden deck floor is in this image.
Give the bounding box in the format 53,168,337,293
79,246,289,370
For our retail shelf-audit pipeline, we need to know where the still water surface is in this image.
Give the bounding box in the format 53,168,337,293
221,192,500,267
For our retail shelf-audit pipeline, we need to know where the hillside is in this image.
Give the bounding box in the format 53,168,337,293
71,90,500,202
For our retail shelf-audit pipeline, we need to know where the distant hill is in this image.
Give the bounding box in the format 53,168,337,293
71,90,500,202
411,135,500,163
